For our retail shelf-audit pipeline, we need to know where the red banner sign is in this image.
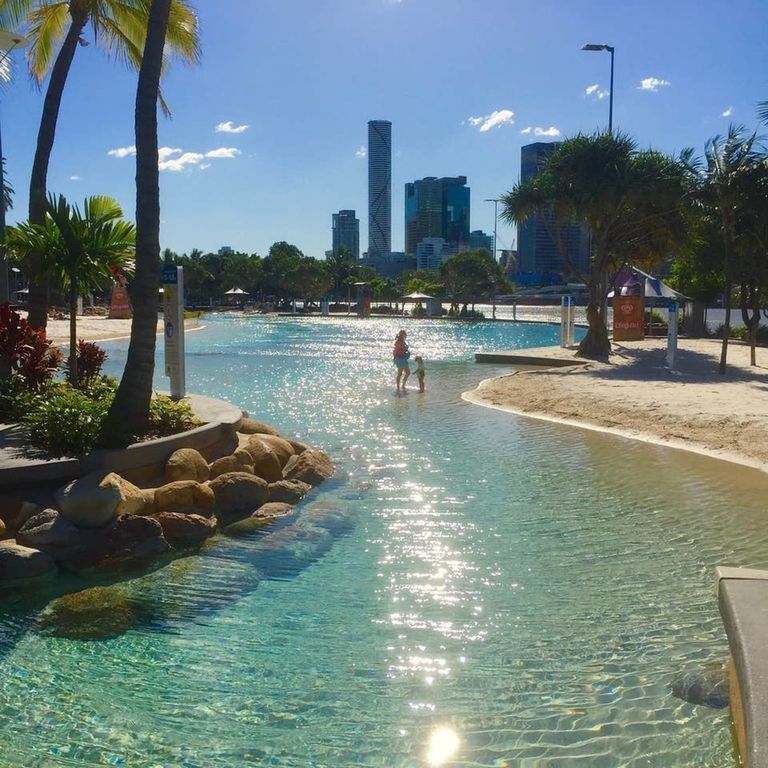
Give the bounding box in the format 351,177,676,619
613,296,644,341
109,284,132,319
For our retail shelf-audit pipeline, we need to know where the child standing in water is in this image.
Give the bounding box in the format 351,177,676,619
414,355,425,392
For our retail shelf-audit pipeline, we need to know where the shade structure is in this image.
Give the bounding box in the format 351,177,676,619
402,291,433,301
608,266,689,302
224,287,249,295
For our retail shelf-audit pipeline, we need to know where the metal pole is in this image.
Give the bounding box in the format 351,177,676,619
493,199,498,263
608,47,615,134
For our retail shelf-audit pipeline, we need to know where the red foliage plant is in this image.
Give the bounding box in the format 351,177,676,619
0,303,63,388
67,340,107,384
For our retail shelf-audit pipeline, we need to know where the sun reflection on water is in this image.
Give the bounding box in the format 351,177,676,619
425,726,460,766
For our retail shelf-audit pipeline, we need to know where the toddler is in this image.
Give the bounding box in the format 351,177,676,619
414,355,425,392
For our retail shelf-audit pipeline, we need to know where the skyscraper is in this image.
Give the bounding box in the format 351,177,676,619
332,210,360,260
404,176,470,256
518,142,590,279
368,120,392,258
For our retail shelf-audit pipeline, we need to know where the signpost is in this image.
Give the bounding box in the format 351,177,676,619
162,266,186,399
666,300,678,370
560,295,575,348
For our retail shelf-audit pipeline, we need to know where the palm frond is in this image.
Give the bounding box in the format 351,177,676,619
25,1,69,83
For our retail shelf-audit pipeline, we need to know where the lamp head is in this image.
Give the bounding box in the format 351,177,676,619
582,43,607,51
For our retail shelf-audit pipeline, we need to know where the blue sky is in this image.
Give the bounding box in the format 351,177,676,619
4,0,767,259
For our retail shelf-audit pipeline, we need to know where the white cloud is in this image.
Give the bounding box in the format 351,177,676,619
520,126,532,135
205,147,241,158
69,175,80,181
200,163,212,170
534,126,561,137
638,77,671,92
585,83,609,100
215,120,249,134
355,145,367,158
107,145,136,158
158,147,182,161
467,108,515,132
722,106,733,117
159,152,204,172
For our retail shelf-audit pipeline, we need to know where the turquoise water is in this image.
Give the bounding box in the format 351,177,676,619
1,315,767,767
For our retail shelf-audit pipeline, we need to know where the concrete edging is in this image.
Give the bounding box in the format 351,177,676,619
0,393,243,489
716,566,768,768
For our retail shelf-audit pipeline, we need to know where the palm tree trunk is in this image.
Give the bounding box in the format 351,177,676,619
27,9,88,329
69,277,78,389
101,0,171,446
577,271,611,360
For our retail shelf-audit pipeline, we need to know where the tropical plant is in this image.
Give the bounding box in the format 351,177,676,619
324,246,355,298
501,132,692,360
101,0,172,446
0,0,200,328
6,194,135,387
65,339,107,385
0,301,62,384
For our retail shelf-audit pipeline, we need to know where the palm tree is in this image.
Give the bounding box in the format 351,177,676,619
6,193,135,387
501,133,691,360
100,0,171,446
700,126,761,374
758,100,768,126
0,0,199,329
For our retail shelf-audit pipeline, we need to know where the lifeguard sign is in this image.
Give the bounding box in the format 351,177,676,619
613,296,644,341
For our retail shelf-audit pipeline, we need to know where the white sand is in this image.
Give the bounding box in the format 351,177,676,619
464,338,768,472
39,316,202,344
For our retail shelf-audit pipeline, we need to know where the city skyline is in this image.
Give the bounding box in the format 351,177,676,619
2,0,766,260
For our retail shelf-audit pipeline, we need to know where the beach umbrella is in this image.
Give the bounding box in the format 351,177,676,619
225,287,249,295
402,291,433,301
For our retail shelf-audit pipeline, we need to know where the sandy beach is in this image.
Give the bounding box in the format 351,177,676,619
38,316,202,344
464,337,768,472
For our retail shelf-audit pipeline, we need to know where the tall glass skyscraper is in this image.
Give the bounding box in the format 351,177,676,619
404,176,470,255
367,120,392,258
332,210,360,260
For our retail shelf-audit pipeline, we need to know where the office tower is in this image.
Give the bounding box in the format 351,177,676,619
332,210,360,260
468,230,493,252
404,176,470,256
518,142,590,279
368,120,392,258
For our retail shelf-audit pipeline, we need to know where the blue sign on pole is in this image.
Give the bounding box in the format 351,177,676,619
162,266,178,285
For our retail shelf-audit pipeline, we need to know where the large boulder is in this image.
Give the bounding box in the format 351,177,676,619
17,508,83,560
238,418,280,436
288,439,310,455
269,479,312,504
0,520,5,540
241,438,283,483
39,585,139,640
209,454,254,480
282,449,335,486
222,502,293,538
155,481,215,516
302,503,355,535
209,472,269,517
0,541,56,581
253,434,295,467
61,515,170,576
671,664,730,709
154,512,217,551
55,471,146,528
165,448,210,483
9,502,40,531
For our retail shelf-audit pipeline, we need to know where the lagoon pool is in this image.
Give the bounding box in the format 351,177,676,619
1,315,767,767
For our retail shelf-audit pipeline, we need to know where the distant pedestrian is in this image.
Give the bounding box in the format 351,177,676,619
393,329,411,390
414,355,425,392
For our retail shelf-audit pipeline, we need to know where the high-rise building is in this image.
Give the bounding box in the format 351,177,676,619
468,230,493,253
332,209,360,260
518,142,590,280
404,176,470,256
415,237,458,271
368,120,392,258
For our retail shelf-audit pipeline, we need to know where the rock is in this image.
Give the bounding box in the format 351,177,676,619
288,439,310,455
39,586,139,640
209,454,254,480
238,418,280,436
55,471,146,528
140,488,157,515
165,448,210,483
269,479,312,504
209,472,269,516
155,480,215,516
0,520,5,539
154,512,217,551
253,434,295,467
301,503,355,535
251,523,333,578
17,508,83,560
282,449,335,486
0,541,56,581
242,438,283,482
9,502,40,531
61,515,170,576
222,503,293,538
671,664,730,709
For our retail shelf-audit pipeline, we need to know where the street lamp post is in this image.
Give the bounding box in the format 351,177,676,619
484,198,500,319
0,29,29,305
581,43,615,134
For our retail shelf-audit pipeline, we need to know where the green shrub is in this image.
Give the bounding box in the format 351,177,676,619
23,384,113,456
147,395,201,437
